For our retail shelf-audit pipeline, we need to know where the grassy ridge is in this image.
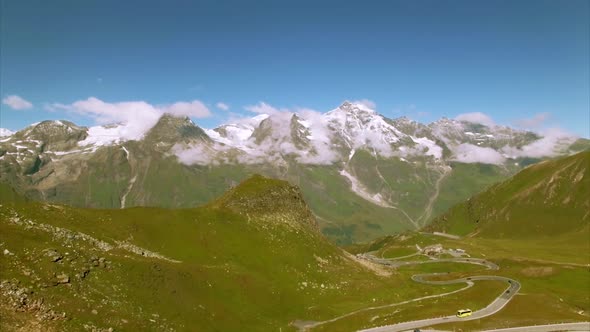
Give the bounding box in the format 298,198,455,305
0,177,461,331
428,151,590,238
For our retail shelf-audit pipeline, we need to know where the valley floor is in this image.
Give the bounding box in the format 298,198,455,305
311,232,589,331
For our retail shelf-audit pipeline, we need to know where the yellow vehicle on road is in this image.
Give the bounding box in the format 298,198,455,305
456,309,472,318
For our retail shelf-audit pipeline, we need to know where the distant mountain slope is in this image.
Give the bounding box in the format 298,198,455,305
0,175,403,331
1,102,588,244
427,151,590,238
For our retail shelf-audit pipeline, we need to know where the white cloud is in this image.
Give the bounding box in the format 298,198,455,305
173,143,222,166
452,143,506,165
352,99,376,110
244,102,289,115
215,102,230,111
514,112,551,129
58,97,162,141
455,112,495,127
2,95,33,110
294,108,341,165
43,103,59,112
501,128,577,159
47,97,211,141
163,100,211,118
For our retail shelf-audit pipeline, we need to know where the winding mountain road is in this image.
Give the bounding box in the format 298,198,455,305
361,253,499,270
294,251,516,331
295,248,588,332
360,274,520,332
356,253,520,332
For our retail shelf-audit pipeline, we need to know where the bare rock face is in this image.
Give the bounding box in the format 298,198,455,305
0,279,66,321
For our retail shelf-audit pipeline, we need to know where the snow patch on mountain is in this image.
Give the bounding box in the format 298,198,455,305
204,129,231,145
339,169,392,207
120,175,137,209
177,101,578,166
4,101,582,168
325,101,403,157
0,128,15,137
79,125,124,147
205,114,269,147
222,125,253,141
121,146,130,159
205,124,252,145
298,119,311,128
348,149,356,162
411,136,442,159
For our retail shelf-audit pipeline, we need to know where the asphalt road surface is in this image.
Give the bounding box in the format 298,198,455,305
359,275,520,332
293,248,588,332
478,322,590,331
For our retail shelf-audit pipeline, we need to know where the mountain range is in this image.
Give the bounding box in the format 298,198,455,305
1,101,588,243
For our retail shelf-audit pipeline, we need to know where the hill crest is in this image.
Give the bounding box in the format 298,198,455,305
427,151,590,238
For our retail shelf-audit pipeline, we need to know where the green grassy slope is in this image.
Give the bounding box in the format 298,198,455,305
431,162,516,221
295,165,415,244
0,176,452,332
342,230,589,330
229,160,418,245
427,151,590,239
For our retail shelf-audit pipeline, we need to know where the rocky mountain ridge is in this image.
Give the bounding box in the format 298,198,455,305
1,102,588,243
2,102,583,167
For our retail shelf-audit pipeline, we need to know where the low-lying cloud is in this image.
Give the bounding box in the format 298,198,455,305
215,102,230,111
163,100,211,118
455,112,496,127
514,112,551,129
501,128,577,159
244,102,290,115
452,143,506,165
351,99,376,110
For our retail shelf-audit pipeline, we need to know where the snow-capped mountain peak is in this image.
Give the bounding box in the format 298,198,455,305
325,101,404,153
0,128,15,137
1,102,585,169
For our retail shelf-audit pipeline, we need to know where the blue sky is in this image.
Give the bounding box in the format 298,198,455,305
1,0,589,137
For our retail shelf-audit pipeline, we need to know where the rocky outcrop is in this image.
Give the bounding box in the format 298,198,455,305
211,174,319,230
